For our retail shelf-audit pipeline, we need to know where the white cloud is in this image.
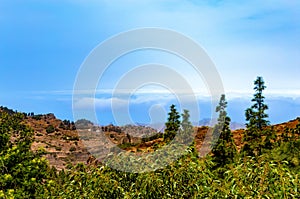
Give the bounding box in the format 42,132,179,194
73,97,128,110
38,87,300,105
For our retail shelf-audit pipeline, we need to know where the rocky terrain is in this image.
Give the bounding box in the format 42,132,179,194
27,114,300,169
1,106,298,170
25,113,162,169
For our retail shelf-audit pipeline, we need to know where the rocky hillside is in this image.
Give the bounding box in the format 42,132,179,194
26,115,161,169
1,106,298,170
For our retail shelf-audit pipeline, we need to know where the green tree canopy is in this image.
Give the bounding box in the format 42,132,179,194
242,76,274,156
178,109,194,145
164,104,180,142
212,94,237,168
245,76,269,130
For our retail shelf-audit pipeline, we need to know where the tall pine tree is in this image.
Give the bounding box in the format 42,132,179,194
246,76,269,130
212,94,237,167
242,76,273,156
179,109,194,144
164,104,180,142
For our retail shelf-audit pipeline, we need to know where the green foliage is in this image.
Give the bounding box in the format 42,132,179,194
46,125,55,134
37,151,214,198
0,112,49,198
32,114,42,120
271,120,300,169
33,118,300,198
0,105,299,198
60,120,76,130
1,74,300,198
267,140,300,169
0,106,17,115
176,109,197,157
242,76,275,156
246,76,270,130
164,104,180,142
221,156,299,198
59,122,65,129
212,94,237,168
281,119,300,143
69,146,76,152
34,150,299,198
179,109,194,144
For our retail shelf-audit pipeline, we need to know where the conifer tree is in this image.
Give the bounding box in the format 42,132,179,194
164,104,180,142
242,76,273,156
246,76,269,130
179,109,194,144
211,94,237,167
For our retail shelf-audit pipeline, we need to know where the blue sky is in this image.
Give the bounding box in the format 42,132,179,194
0,0,300,125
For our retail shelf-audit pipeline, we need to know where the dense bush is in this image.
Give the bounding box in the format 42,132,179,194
46,125,55,134
0,112,49,198
35,147,299,198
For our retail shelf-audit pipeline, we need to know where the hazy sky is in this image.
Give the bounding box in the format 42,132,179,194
0,0,299,124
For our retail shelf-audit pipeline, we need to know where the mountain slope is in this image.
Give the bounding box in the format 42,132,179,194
1,106,299,169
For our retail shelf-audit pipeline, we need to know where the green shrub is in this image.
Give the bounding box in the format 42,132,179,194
46,125,55,134
32,114,42,120
69,146,76,152
0,112,49,198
